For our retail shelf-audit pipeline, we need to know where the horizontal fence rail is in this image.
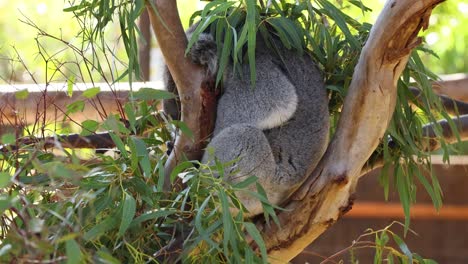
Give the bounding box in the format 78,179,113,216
0,82,163,130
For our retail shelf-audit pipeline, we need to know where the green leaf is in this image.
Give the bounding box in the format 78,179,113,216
129,137,151,177
256,182,280,226
413,253,426,264
219,191,233,257
95,250,121,264
156,158,166,192
171,120,194,140
124,103,137,134
395,165,411,233
216,24,234,85
109,132,128,158
348,0,372,12
66,100,85,114
0,196,11,215
246,0,257,87
268,17,303,54
244,222,268,264
80,120,99,136
15,89,29,100
83,216,118,241
66,239,82,264
234,24,249,65
316,0,360,50
0,172,11,188
130,209,176,227
118,193,137,236
36,162,83,181
63,5,81,12
102,115,130,135
1,133,15,145
67,75,75,97
170,161,194,183
193,196,222,250
391,233,413,263
244,247,254,263
375,231,389,264
387,252,395,264
233,176,257,189
82,87,101,98
413,164,441,210
132,88,175,100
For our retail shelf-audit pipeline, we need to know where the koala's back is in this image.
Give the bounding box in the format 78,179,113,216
164,28,330,215
215,39,329,189
265,46,329,187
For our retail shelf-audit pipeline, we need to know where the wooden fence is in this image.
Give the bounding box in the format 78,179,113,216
0,82,162,135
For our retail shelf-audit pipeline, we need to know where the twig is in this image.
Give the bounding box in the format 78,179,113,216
0,133,115,153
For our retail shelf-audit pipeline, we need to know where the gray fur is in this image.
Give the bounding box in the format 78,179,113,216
162,28,217,120
164,29,329,217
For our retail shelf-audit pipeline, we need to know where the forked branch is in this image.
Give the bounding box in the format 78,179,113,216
256,1,446,262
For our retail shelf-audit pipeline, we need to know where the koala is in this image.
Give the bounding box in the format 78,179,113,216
163,26,329,217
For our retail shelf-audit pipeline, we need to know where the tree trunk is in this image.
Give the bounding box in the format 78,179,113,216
145,1,217,191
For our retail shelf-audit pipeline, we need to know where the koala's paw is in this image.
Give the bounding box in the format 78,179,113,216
188,33,218,75
165,140,174,156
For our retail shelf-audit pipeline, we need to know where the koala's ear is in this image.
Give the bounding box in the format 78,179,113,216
187,33,218,76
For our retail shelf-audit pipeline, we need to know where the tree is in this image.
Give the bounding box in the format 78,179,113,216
147,0,468,262
1,0,467,263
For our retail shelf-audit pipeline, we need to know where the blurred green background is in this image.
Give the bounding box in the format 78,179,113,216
0,0,206,84
0,0,466,84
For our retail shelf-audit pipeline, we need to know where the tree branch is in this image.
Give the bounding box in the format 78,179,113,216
433,74,468,102
256,1,445,262
421,114,468,151
0,133,114,153
361,114,468,176
410,86,468,115
145,1,217,191
358,87,468,175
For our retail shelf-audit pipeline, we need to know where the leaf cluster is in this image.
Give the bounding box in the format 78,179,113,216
0,88,276,262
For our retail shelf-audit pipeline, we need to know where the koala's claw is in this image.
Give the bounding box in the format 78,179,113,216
165,140,174,156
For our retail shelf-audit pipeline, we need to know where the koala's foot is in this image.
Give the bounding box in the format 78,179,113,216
202,124,280,216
